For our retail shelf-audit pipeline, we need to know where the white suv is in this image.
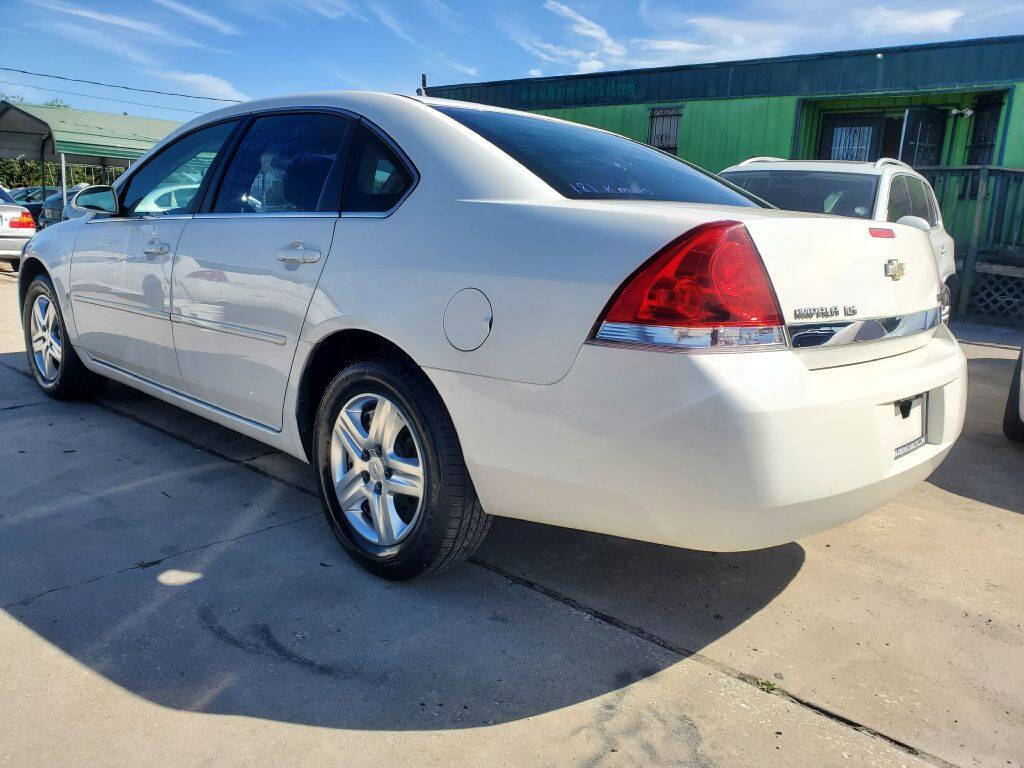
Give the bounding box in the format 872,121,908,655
720,158,958,309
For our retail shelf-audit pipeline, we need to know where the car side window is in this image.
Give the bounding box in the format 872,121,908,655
121,120,238,217
904,176,933,225
212,113,354,214
342,123,414,214
886,176,913,222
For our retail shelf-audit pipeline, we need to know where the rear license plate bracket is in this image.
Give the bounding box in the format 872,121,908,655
893,393,927,458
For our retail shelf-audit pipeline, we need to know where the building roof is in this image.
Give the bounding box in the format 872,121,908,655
0,101,181,165
425,35,1024,111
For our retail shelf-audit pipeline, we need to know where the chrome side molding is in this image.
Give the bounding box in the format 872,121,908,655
170,312,289,346
788,307,941,349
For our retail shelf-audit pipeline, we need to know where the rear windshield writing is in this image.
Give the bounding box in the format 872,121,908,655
571,182,654,196
434,105,758,208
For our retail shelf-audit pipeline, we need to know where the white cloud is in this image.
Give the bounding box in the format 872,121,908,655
327,69,374,90
437,54,478,78
628,38,715,66
223,0,289,28
49,20,153,65
29,0,167,35
575,58,604,74
151,71,249,101
28,0,227,51
420,0,464,33
680,16,792,58
637,0,689,29
369,2,418,45
542,0,626,57
859,6,964,34
299,0,367,20
151,0,239,35
0,80,47,104
528,68,543,77
634,0,973,67
511,35,590,65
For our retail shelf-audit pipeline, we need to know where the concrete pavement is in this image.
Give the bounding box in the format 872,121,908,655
1,265,1021,767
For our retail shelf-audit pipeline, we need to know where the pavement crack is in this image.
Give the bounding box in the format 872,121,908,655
1,573,111,610
93,400,317,496
0,400,48,412
0,358,316,498
4,513,318,610
467,557,964,768
0,356,966,768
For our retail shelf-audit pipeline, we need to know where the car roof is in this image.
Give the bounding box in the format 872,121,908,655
720,158,921,176
166,91,605,148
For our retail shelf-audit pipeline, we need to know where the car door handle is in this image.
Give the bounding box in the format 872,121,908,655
275,242,321,264
142,240,169,257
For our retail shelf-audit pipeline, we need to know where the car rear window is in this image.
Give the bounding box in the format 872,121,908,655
434,105,758,207
720,170,879,218
0,189,15,205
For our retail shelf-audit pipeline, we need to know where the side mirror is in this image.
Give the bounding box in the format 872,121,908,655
896,215,931,233
72,185,119,216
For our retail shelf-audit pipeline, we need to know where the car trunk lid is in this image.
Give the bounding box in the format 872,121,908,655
737,214,942,367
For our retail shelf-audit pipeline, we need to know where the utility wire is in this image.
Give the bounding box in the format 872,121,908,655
0,78,205,115
0,67,242,103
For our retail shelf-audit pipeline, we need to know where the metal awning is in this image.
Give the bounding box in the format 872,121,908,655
0,100,180,166
0,100,181,212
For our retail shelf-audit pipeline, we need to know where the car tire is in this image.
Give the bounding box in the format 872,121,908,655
22,275,106,400
1003,349,1024,443
313,355,491,579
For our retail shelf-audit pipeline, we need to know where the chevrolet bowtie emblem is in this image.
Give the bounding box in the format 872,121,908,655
884,259,906,281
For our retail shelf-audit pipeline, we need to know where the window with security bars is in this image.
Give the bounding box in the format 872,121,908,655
966,97,1003,166
816,113,881,162
648,108,681,155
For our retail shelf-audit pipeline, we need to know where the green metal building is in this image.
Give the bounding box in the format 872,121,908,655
426,35,1024,172
427,35,1024,324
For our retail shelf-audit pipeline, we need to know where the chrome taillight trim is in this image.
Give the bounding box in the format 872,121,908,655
590,321,788,352
788,307,941,349
591,307,942,353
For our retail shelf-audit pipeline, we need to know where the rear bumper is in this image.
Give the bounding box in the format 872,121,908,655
426,325,966,551
0,235,30,258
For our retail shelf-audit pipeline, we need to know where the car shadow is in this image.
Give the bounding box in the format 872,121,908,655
927,354,1024,515
0,350,803,731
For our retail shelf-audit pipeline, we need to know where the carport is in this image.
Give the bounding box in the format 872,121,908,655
0,100,180,206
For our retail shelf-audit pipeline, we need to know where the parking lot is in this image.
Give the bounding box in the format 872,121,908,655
0,266,1021,767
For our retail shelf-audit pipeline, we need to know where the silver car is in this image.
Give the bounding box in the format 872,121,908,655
0,187,36,267
38,183,89,228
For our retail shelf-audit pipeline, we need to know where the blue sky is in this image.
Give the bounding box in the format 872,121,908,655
3,0,1023,121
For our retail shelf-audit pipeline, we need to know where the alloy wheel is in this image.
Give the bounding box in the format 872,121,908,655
329,393,425,547
30,295,62,383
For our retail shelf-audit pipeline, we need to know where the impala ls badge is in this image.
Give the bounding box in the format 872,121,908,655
884,259,907,281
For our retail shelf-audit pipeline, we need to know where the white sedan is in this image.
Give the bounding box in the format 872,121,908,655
17,93,966,579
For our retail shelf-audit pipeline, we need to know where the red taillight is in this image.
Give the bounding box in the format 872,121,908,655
603,221,783,329
869,227,895,238
9,211,35,229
